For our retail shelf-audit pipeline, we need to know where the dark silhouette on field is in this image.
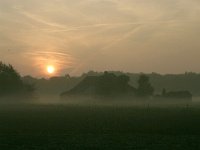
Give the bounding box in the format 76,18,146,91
0,61,35,99
22,71,200,97
160,88,192,100
136,74,154,97
61,72,136,99
0,61,193,101
61,72,192,101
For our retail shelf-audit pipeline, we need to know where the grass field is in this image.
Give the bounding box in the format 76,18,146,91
1,101,200,149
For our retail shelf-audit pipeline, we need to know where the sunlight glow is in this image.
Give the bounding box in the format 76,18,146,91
47,65,55,74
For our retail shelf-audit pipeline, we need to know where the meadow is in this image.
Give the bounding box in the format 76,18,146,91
1,99,200,149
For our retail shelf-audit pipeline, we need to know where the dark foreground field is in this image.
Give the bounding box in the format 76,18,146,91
1,102,200,149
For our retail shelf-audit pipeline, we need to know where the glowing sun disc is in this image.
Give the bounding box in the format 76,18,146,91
47,66,55,74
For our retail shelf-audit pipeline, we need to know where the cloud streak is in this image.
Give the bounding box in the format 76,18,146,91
0,0,200,76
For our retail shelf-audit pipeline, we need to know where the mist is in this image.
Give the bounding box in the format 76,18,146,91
1,0,200,149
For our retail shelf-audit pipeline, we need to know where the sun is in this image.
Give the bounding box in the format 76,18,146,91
47,65,55,74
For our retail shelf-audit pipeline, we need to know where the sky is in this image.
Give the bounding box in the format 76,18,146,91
0,0,200,77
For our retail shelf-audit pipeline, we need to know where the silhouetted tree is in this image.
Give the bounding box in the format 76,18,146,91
136,74,154,97
0,61,35,98
0,62,22,94
96,71,117,96
62,71,135,98
96,72,135,97
116,75,131,92
162,88,166,96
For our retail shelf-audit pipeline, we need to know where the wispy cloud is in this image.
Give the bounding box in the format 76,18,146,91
0,0,200,76
14,7,65,29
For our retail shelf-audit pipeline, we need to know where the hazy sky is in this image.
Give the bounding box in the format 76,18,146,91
0,0,200,77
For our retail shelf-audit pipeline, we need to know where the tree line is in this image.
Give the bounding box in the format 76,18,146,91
0,61,193,100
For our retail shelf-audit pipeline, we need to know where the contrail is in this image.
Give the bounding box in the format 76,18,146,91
101,25,143,52
40,20,183,33
14,7,65,29
13,5,190,34
43,22,143,33
72,24,144,73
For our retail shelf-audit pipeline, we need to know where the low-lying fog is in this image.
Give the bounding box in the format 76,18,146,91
1,95,199,109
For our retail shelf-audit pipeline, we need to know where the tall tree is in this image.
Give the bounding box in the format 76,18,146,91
0,61,35,97
137,74,154,97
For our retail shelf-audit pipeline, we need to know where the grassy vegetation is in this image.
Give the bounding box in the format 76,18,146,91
1,102,200,149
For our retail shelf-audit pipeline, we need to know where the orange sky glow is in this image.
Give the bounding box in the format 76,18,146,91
0,0,200,77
